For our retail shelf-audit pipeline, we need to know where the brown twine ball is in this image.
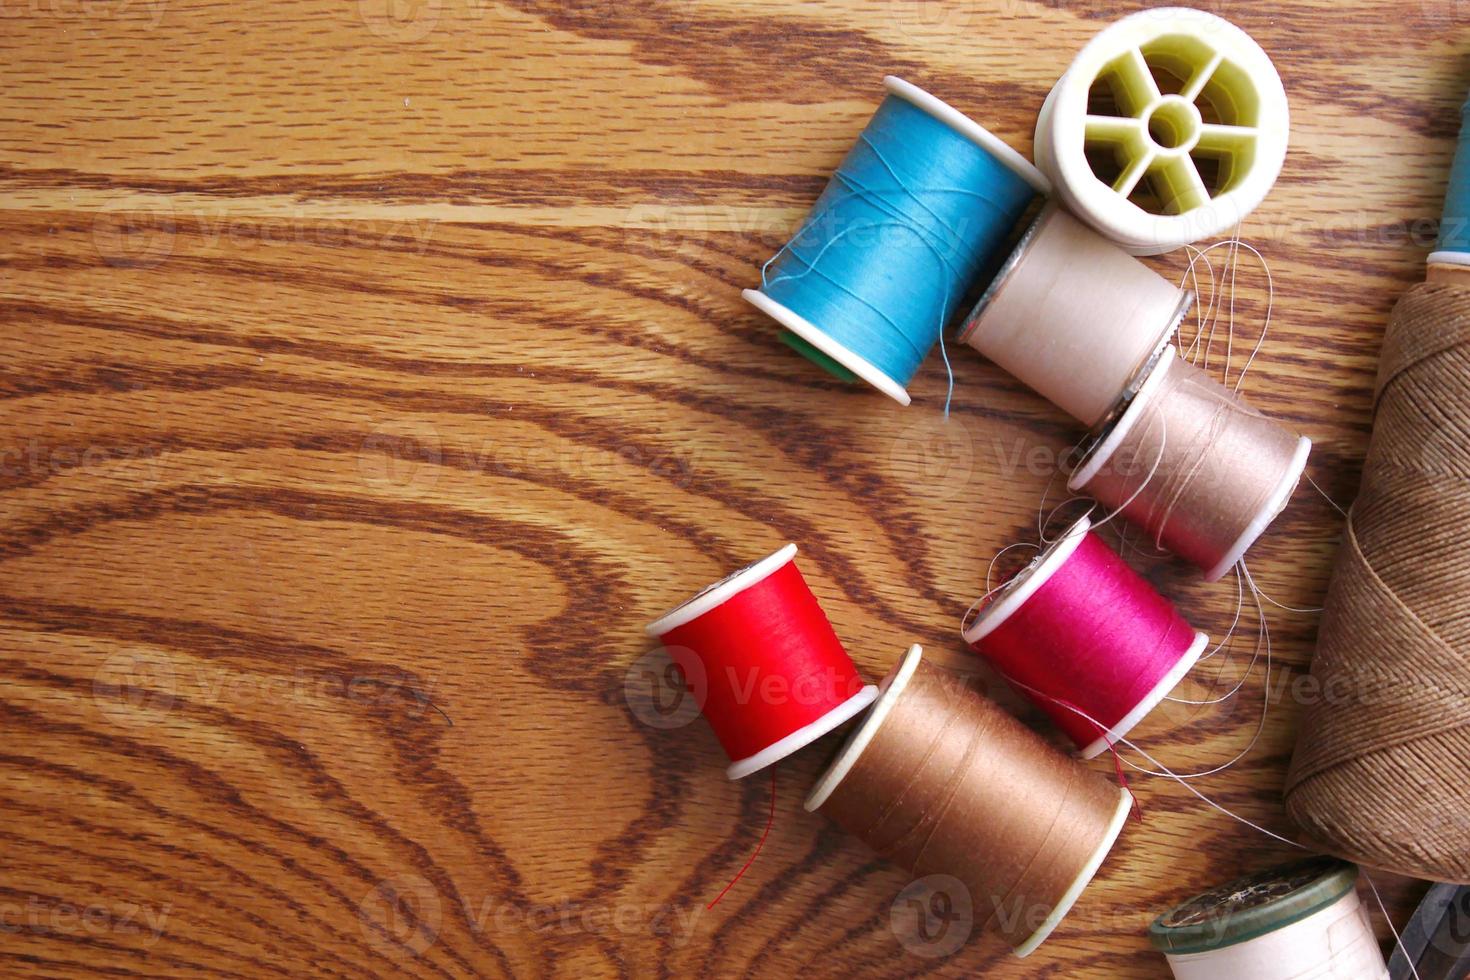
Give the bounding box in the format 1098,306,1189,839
1285,282,1470,883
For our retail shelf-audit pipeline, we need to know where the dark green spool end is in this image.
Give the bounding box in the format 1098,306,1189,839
780,331,859,383
1149,856,1359,956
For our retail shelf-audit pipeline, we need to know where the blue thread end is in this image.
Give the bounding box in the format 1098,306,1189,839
1435,95,1470,256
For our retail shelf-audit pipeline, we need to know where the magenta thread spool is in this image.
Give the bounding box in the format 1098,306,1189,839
962,515,1208,758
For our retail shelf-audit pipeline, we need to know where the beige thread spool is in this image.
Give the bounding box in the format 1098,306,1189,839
1069,346,1311,581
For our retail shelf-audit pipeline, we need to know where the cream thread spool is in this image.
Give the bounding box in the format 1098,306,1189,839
1035,7,1289,254
958,203,1191,427
1150,857,1389,980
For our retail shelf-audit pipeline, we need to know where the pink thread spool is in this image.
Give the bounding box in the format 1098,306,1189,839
961,515,1208,758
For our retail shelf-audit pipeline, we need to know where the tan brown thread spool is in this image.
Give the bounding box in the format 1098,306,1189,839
959,202,1191,428
805,645,1130,956
1285,281,1470,883
1069,345,1312,582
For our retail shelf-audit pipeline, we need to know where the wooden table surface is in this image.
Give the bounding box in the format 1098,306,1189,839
3,1,1467,976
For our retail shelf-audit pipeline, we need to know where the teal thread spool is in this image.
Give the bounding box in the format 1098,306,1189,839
1430,94,1470,266
744,77,1050,406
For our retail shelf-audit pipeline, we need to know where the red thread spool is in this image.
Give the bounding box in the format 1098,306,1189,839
961,516,1208,758
646,544,879,779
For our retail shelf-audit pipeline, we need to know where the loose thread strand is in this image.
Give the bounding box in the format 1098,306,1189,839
707,767,777,910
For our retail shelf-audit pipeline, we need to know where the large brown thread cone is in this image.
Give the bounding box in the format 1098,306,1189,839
1285,282,1470,883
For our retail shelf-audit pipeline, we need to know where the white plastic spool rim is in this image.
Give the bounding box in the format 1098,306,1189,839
806,644,1131,958
1068,344,1177,493
883,76,1052,195
1078,630,1208,760
645,544,880,781
961,515,1092,647
805,643,925,813
1019,787,1130,957
1157,871,1388,980
646,543,800,638
725,683,878,781
1035,7,1289,255
959,507,1208,759
742,289,913,406
1427,249,1470,267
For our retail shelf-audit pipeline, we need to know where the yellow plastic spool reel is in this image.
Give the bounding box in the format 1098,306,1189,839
1035,8,1288,255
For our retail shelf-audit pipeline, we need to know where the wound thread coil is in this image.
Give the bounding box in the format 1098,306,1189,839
959,203,1191,427
806,645,1130,957
646,544,878,780
1285,282,1470,883
744,76,1047,405
962,515,1208,758
1069,346,1311,581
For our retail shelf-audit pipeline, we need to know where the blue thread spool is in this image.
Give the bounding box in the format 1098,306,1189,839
744,77,1050,405
1431,94,1470,267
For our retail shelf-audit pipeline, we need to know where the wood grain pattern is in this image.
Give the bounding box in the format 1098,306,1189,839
1,0,1465,975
